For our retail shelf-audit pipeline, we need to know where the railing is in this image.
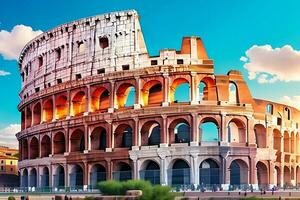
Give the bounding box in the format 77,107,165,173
140,170,160,185
167,168,190,186
112,171,132,181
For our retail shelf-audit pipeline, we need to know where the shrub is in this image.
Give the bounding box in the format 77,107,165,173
97,180,123,195
123,180,152,200
151,185,175,200
8,196,15,200
83,197,95,200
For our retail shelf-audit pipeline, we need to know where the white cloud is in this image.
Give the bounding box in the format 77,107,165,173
280,96,300,110
242,45,300,83
0,25,42,60
0,124,20,149
0,70,10,76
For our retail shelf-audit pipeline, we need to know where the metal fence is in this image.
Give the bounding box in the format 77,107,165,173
140,170,160,185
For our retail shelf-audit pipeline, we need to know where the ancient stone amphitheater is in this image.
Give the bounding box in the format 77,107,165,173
16,10,300,190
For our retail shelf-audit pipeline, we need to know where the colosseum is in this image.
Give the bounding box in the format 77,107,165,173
16,10,300,191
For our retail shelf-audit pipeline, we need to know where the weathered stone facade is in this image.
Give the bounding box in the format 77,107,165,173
17,10,300,190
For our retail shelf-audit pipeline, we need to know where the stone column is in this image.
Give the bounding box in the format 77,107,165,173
106,120,113,152
84,85,91,116
133,117,139,148
250,156,257,185
66,90,71,119
132,157,138,180
64,164,69,187
162,73,169,107
269,161,275,185
106,159,112,180
84,162,89,189
159,154,168,185
191,153,199,185
49,164,53,187
108,81,115,113
191,113,199,146
220,112,228,145
190,72,198,105
160,115,168,147
134,76,141,109
37,166,40,188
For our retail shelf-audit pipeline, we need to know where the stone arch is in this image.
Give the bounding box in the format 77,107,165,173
29,137,39,159
170,78,190,103
91,126,107,150
199,158,220,185
170,159,190,186
29,168,37,187
40,166,49,187
296,166,300,186
284,131,290,153
291,132,295,153
273,129,281,157
141,80,163,106
116,83,136,108
43,99,53,122
90,164,107,187
22,168,28,187
198,77,216,101
169,118,191,144
91,87,110,112
55,95,68,120
41,135,51,157
22,139,28,160
53,165,65,188
229,159,249,185
266,104,274,114
254,124,267,148
113,162,132,181
229,82,239,103
274,166,281,186
140,120,161,146
53,132,66,155
32,102,41,125
71,91,86,116
284,166,291,186
114,124,133,148
199,117,219,143
69,164,83,187
256,161,268,186
70,129,85,152
140,160,160,185
26,107,32,128
227,118,246,143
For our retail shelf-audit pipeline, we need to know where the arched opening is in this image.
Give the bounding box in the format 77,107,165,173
284,166,291,186
70,129,85,152
91,127,107,150
296,166,300,186
78,42,85,54
71,91,86,116
26,107,32,128
29,168,37,187
114,124,133,148
199,159,220,186
229,82,238,103
198,77,216,101
274,166,281,187
199,81,207,101
266,104,273,114
227,119,246,143
170,159,190,186
273,129,281,152
113,162,132,181
22,169,28,187
141,80,163,106
41,135,51,157
32,103,41,125
140,160,160,185
230,159,248,185
296,133,299,154
29,137,39,159
99,37,109,49
53,132,65,155
90,164,106,187
21,111,25,130
70,165,83,188
169,119,191,144
256,161,268,187
91,87,110,112
40,167,49,188
55,95,68,120
22,139,28,160
53,165,65,188
200,119,219,143
254,124,267,148
284,131,290,153
43,99,53,122
171,78,190,103
116,83,135,108
141,121,160,146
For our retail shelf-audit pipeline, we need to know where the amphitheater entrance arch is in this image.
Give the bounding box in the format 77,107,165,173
69,164,83,188
199,159,220,185
113,162,132,181
140,160,160,185
229,159,248,185
90,164,106,187
256,161,268,186
169,159,190,186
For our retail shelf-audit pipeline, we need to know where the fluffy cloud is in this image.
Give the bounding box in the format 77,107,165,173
241,45,300,83
0,25,42,60
0,70,10,76
280,96,300,110
0,124,20,148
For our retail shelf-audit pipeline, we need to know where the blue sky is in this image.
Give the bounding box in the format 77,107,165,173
1,0,300,146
